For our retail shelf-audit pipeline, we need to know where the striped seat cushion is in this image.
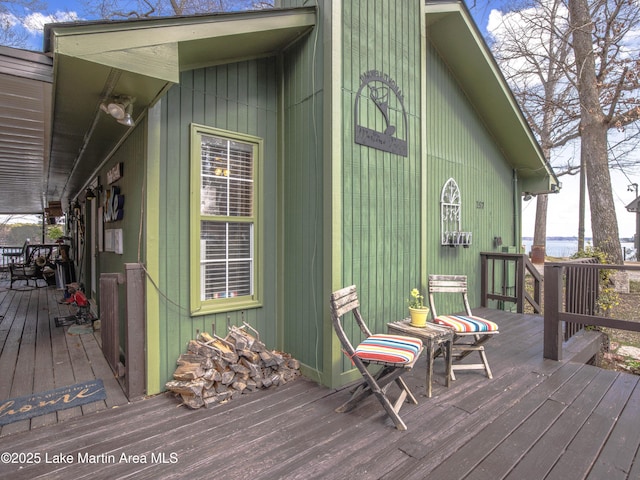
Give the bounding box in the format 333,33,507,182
435,315,499,333
354,334,422,365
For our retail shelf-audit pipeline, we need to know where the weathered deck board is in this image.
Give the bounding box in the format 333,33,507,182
30,286,57,430
586,380,640,479
0,281,129,437
1,282,640,479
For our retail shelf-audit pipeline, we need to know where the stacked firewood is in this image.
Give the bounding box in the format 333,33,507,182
165,325,300,409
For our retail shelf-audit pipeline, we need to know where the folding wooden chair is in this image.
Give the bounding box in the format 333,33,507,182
329,285,423,431
428,275,499,380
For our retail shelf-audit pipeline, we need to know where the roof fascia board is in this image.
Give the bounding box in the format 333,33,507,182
47,8,316,56
46,8,315,84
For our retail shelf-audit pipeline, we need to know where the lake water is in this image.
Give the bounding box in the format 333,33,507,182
522,238,636,260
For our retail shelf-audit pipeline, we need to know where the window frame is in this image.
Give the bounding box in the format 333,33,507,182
190,124,263,315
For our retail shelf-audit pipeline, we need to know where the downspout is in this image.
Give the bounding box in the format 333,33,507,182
513,169,521,251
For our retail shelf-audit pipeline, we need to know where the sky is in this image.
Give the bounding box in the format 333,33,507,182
5,0,640,239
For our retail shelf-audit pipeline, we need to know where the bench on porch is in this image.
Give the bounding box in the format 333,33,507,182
8,244,57,289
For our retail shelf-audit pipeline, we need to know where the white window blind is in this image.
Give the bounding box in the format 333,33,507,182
199,135,254,300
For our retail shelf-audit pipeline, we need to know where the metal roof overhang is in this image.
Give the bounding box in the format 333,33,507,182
0,47,52,214
425,2,559,195
41,7,315,211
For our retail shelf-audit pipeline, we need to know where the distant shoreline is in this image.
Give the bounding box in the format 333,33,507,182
522,237,635,243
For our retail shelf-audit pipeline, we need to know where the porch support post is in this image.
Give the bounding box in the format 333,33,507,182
515,255,525,313
125,263,146,400
480,254,488,308
544,263,563,361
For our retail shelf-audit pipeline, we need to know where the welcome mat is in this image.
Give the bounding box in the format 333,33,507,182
0,379,106,426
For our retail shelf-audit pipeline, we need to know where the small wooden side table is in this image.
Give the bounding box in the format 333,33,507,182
387,318,453,398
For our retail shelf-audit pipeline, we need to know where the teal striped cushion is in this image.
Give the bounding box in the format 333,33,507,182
355,334,422,364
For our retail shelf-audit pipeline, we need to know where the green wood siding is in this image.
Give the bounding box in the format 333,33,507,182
277,1,523,389
92,121,147,360
151,59,279,391
281,22,327,381
425,40,517,313
338,0,424,376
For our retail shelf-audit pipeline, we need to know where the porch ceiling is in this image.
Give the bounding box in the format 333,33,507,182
0,47,52,214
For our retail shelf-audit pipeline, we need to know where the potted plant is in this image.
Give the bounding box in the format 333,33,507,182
408,288,430,327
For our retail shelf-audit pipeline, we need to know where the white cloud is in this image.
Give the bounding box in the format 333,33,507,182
23,11,80,35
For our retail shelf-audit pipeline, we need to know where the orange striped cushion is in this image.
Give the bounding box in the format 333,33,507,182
355,334,422,364
435,315,498,333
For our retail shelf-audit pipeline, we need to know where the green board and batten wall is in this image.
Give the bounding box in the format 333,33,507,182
424,38,519,301
279,0,426,386
38,0,551,397
144,60,281,394
285,0,521,387
139,0,531,392
334,0,425,383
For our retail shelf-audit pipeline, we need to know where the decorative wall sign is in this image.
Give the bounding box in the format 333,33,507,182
354,70,408,156
107,162,123,184
103,185,124,223
105,229,114,252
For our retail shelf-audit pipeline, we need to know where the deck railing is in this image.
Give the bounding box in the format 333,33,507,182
0,244,26,270
544,261,640,361
480,252,542,314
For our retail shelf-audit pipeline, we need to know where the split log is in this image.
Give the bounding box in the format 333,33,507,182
165,379,205,397
240,358,262,379
180,394,204,409
198,332,239,363
172,354,206,380
220,370,235,385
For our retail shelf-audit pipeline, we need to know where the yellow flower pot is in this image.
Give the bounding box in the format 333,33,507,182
409,307,430,327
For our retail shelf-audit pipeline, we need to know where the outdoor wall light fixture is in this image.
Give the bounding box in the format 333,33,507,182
100,95,136,127
85,185,104,201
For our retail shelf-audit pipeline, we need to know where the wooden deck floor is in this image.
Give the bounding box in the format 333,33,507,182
1,282,639,479
0,278,129,438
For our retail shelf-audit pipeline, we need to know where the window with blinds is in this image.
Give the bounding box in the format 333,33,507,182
196,132,256,303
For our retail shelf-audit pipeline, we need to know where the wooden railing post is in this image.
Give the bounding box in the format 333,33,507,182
481,254,488,307
544,264,563,361
515,256,525,313
125,263,146,400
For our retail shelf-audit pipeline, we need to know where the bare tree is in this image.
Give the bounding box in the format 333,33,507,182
0,0,46,47
485,0,640,264
81,0,270,19
567,0,640,264
487,1,577,260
